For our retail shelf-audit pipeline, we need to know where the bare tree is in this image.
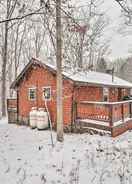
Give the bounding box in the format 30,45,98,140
115,0,132,25
62,0,110,70
1,0,19,116
56,0,63,142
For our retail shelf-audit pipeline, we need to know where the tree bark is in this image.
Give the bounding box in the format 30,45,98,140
1,21,8,116
56,0,63,142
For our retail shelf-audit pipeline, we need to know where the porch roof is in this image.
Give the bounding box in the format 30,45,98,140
11,58,132,89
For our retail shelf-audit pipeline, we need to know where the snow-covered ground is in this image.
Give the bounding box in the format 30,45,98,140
1,119,132,184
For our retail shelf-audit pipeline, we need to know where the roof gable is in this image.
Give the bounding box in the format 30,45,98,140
10,58,57,89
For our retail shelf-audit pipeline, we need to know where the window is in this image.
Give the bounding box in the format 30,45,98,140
122,89,126,96
103,87,109,102
43,87,51,100
130,89,132,96
29,88,36,100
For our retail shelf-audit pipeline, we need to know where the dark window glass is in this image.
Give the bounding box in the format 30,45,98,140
29,88,36,100
43,87,51,100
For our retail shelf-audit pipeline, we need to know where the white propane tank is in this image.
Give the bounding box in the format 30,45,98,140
37,108,48,130
29,107,37,128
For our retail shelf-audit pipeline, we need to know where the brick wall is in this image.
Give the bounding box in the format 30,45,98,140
18,64,74,127
74,86,103,102
109,88,118,102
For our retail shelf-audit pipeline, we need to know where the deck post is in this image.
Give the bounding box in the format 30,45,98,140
72,101,77,123
75,101,78,120
121,103,124,122
129,102,132,118
17,89,19,124
109,104,113,127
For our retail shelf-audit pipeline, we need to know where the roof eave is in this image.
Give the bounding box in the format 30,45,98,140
74,81,132,88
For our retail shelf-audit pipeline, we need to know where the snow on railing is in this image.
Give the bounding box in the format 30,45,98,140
80,100,132,105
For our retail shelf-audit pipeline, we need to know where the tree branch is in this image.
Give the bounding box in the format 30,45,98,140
0,7,44,24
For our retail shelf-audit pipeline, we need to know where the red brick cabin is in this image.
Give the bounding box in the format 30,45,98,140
8,58,132,137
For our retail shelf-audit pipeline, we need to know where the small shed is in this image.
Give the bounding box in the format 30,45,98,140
8,58,132,136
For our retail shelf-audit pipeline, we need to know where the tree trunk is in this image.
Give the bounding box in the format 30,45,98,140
1,21,8,116
78,32,85,69
56,0,63,142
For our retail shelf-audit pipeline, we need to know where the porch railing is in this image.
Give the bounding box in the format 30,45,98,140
76,100,132,126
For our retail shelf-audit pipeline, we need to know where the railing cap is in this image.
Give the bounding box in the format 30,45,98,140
80,100,132,105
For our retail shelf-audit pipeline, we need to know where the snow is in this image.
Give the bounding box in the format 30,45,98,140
64,71,132,88
81,100,132,105
31,59,132,88
79,117,132,127
43,60,132,88
42,60,132,88
79,119,110,127
1,119,132,184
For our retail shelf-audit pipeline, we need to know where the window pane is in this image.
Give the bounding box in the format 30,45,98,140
29,88,36,100
103,87,109,102
43,87,51,100
130,89,132,95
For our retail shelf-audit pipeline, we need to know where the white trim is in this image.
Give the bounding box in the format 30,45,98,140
81,100,132,105
28,87,36,101
42,86,51,101
130,89,132,95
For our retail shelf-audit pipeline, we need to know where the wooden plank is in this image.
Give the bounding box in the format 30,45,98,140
76,120,111,131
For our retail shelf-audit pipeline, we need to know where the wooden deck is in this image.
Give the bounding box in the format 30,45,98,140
7,98,132,137
76,118,132,137
75,100,132,137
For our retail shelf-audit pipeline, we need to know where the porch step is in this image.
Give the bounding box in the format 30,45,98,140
76,119,111,132
80,127,111,136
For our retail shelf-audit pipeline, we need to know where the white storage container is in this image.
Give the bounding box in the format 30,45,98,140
37,108,48,130
29,107,37,128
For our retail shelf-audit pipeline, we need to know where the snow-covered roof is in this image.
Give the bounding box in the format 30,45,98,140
44,59,132,88
11,58,132,89
64,71,132,88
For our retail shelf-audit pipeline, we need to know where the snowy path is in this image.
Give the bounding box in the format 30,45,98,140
0,119,132,184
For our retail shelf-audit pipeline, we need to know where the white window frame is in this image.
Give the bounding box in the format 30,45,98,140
130,89,132,96
103,87,109,102
42,86,51,101
122,89,126,95
28,87,36,101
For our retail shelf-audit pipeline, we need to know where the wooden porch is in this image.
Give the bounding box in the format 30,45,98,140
7,98,132,137
75,100,132,137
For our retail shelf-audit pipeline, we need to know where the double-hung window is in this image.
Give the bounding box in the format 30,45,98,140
103,87,109,102
43,87,51,100
29,88,36,101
